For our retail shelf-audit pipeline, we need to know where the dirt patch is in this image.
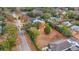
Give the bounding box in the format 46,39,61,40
72,31,79,41
35,28,66,49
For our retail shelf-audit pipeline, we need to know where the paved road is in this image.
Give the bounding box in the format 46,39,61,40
14,19,31,51
17,30,31,51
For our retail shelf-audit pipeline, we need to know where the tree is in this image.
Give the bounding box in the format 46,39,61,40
0,16,4,21
66,10,75,19
75,15,79,20
28,27,39,41
3,8,11,17
44,23,51,34
56,25,72,37
25,7,34,11
4,24,17,37
6,37,16,50
4,24,17,50
1,40,10,51
1,24,17,51
41,13,51,19
0,45,4,51
27,12,34,17
27,27,40,50
62,26,72,37
32,9,43,17
68,7,74,10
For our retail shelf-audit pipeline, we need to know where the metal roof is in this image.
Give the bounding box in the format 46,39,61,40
71,25,79,31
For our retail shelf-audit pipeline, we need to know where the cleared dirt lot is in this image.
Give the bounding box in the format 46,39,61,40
35,27,66,49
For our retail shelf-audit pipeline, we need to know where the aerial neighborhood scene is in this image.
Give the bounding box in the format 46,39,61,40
0,7,79,51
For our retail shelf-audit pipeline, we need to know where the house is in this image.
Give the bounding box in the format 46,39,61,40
50,17,58,20
32,17,44,23
71,25,79,40
48,39,71,51
33,19,44,23
42,39,79,51
62,21,72,27
71,25,79,32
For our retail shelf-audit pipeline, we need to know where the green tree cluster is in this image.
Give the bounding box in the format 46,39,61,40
44,23,51,34
56,25,72,37
66,10,75,19
28,27,40,50
41,13,51,19
28,27,39,41
0,24,17,51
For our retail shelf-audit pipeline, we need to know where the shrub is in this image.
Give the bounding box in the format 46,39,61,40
66,10,75,19
42,13,51,19
28,27,39,41
44,23,51,34
27,27,41,50
56,25,72,37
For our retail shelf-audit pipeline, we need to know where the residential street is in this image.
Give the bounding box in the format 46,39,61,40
15,18,31,51
17,30,31,51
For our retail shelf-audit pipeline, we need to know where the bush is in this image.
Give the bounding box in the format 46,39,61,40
27,27,41,50
4,24,17,36
42,13,51,19
56,25,72,37
0,45,4,51
28,27,39,41
0,41,10,51
75,15,79,20
1,24,17,51
7,37,16,47
66,10,75,19
44,23,51,34
0,37,16,51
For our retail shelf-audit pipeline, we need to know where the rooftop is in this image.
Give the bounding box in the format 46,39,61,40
71,25,79,31
42,39,79,51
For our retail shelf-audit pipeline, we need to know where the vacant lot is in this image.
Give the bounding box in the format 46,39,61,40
35,27,66,49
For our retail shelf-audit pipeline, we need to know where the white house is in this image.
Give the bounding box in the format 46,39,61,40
62,21,72,27
33,18,44,23
71,25,79,32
